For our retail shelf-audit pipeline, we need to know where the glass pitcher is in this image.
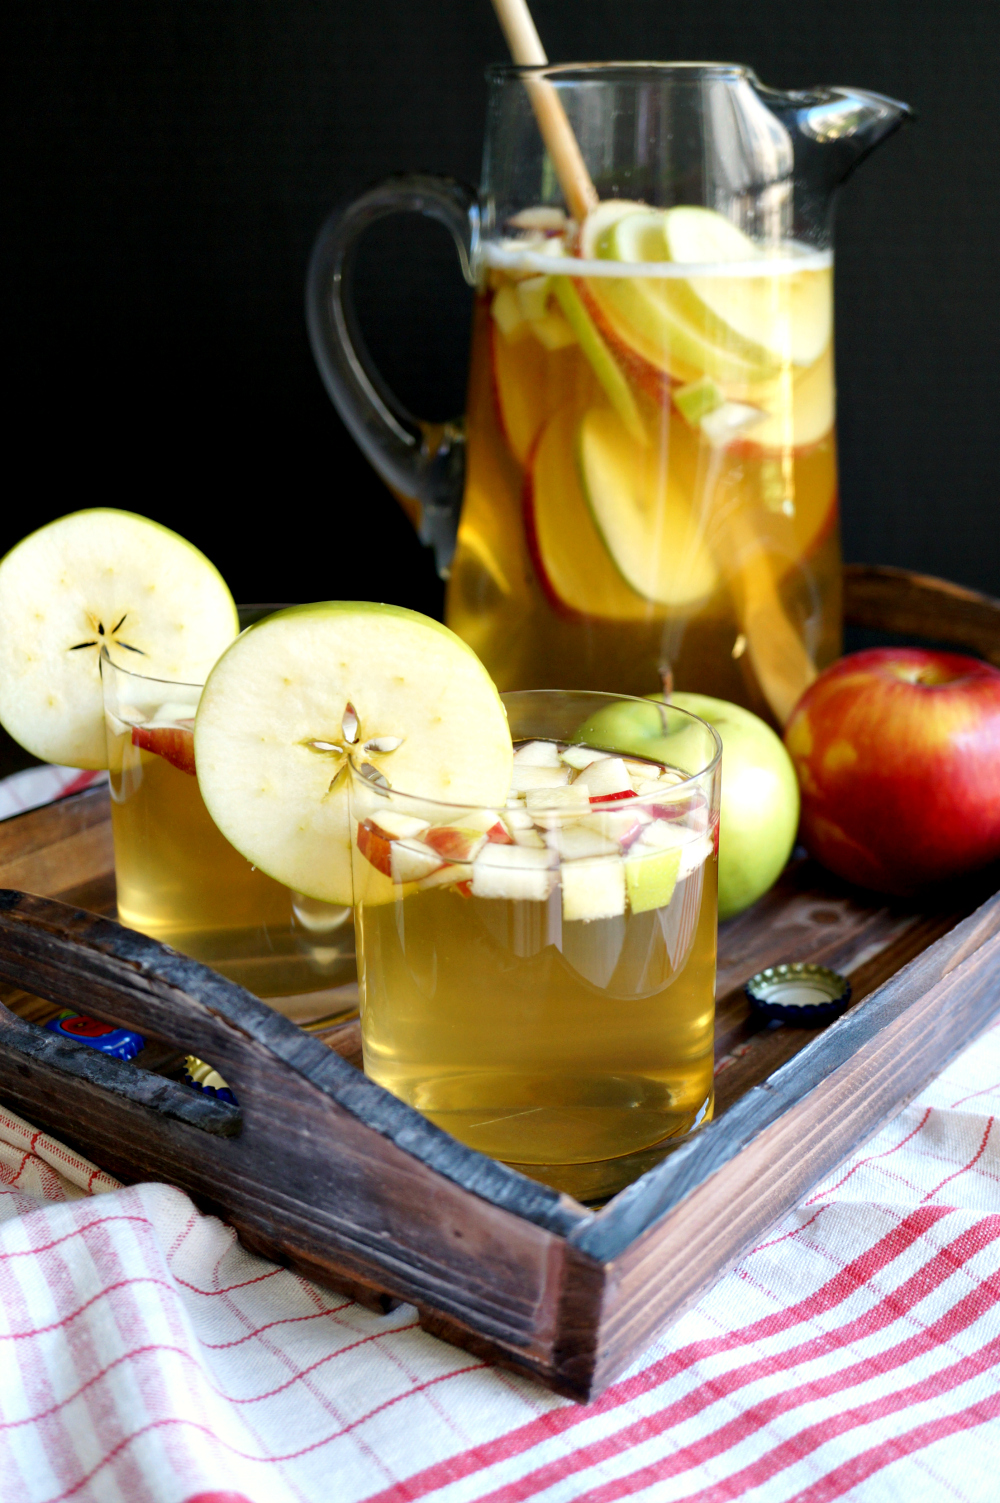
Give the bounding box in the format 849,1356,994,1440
307,64,909,724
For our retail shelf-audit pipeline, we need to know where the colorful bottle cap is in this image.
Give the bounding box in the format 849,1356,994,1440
744,963,851,1027
45,1010,144,1061
182,1055,238,1106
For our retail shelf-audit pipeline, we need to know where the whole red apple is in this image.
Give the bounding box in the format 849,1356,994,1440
784,648,1000,894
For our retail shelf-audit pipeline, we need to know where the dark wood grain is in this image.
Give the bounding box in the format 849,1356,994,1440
0,784,113,898
843,563,1000,664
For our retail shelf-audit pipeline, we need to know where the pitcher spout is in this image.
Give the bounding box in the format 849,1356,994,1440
787,86,912,182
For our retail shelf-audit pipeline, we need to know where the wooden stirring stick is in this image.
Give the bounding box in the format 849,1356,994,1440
489,0,816,722
489,0,597,223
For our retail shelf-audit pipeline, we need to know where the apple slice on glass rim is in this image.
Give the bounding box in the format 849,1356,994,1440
0,508,238,769
194,602,514,907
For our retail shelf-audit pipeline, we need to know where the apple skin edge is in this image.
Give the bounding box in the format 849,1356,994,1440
785,648,1000,895
131,723,196,777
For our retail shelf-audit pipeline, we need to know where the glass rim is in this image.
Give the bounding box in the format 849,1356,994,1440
350,688,722,813
486,61,752,84
98,603,296,691
100,647,203,691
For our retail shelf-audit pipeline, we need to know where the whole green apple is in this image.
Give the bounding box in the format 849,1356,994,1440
663,693,799,918
573,692,799,917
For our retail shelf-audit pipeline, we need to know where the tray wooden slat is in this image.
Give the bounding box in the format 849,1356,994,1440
0,564,998,1399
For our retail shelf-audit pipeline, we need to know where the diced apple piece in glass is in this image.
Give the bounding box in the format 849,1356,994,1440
510,763,571,792
582,807,651,845
525,783,591,825
511,827,547,849
390,839,446,885
572,757,632,798
502,806,535,830
561,855,626,923
625,843,683,915
471,843,558,901
513,739,563,767
418,861,474,891
634,819,714,880
546,824,620,861
370,811,432,841
559,745,614,770
423,825,489,862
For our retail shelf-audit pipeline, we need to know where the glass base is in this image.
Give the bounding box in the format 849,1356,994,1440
502,1097,713,1204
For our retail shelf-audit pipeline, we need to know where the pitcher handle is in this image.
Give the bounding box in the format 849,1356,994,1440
306,174,480,577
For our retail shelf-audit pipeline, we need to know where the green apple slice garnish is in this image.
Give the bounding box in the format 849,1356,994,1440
549,278,646,444
0,508,238,769
577,408,720,608
194,602,513,906
663,207,832,370
524,407,653,620
578,203,779,387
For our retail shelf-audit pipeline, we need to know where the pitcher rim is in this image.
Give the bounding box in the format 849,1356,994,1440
486,61,754,83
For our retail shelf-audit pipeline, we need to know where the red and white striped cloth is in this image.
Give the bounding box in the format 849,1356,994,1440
2,1026,1000,1503
0,765,107,823
2,771,1000,1500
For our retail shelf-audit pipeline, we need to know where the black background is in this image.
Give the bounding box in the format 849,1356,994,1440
4,2,999,625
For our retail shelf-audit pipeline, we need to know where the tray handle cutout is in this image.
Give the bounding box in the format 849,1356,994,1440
0,998,241,1135
0,889,302,1130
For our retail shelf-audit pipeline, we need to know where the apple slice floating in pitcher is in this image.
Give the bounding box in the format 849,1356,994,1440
0,508,239,769
577,408,720,609
193,602,513,906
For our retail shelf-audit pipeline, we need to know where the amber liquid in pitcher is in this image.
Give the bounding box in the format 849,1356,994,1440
446,252,841,718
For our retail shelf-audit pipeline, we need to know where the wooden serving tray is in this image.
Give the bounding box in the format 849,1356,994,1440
2,563,1000,1403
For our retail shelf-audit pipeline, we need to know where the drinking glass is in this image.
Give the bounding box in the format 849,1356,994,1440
102,631,357,1026
350,689,721,1202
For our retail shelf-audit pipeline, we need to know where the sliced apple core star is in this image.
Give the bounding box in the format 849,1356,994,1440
0,508,238,769
193,602,513,906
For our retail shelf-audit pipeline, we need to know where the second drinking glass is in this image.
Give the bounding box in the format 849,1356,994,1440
350,689,721,1203
102,643,357,1026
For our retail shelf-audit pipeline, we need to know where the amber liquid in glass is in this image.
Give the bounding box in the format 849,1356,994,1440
447,260,840,717
107,710,355,1010
357,741,718,1202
